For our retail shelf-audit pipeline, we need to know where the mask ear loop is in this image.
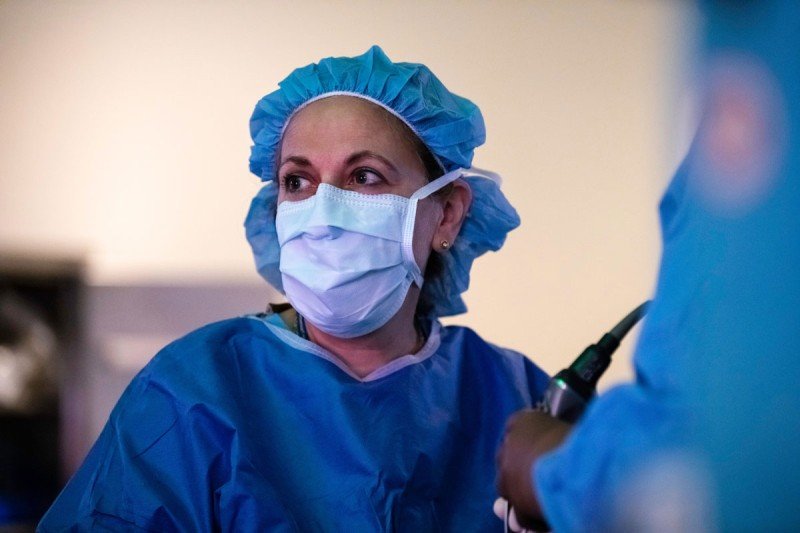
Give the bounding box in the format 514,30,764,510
461,166,503,185
401,168,465,287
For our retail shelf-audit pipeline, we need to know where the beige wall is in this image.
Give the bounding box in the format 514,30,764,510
0,1,692,387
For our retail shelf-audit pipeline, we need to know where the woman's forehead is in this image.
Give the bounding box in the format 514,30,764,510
280,96,420,162
288,97,402,135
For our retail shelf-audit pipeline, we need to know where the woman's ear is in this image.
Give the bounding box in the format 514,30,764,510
433,179,472,251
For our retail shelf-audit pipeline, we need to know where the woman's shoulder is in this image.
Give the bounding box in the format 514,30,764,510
166,314,274,349
438,323,526,360
106,315,282,446
144,314,276,367
438,323,550,392
117,315,281,406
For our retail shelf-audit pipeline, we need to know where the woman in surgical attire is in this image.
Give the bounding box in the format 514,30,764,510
40,46,549,531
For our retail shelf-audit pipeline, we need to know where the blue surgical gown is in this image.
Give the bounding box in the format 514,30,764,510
535,1,800,530
39,314,548,531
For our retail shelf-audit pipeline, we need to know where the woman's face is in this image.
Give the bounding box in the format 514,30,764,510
277,96,429,201
277,96,443,268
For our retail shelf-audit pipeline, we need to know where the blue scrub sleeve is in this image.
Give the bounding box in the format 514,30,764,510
39,364,259,532
533,384,684,532
39,373,190,530
531,147,694,532
535,1,800,527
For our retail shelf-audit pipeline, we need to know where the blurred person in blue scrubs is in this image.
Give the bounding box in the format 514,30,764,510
497,1,800,530
39,46,549,530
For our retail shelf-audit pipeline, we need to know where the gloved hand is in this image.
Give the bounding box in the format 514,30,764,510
496,409,573,530
493,498,535,533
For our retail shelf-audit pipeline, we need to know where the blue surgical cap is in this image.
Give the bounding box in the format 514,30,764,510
249,45,484,179
245,45,520,317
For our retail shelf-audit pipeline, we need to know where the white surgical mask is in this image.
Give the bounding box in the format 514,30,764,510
275,168,462,338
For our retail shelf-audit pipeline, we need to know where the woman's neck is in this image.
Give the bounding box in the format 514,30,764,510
303,289,425,379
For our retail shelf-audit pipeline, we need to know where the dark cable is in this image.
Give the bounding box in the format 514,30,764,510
610,300,650,341
538,300,652,423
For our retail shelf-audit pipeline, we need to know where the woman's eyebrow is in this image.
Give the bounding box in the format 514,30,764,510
346,150,397,172
279,155,311,169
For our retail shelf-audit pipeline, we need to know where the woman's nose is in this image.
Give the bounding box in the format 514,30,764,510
303,224,343,240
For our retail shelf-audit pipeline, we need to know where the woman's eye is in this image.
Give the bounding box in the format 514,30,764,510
353,168,383,186
282,174,308,193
